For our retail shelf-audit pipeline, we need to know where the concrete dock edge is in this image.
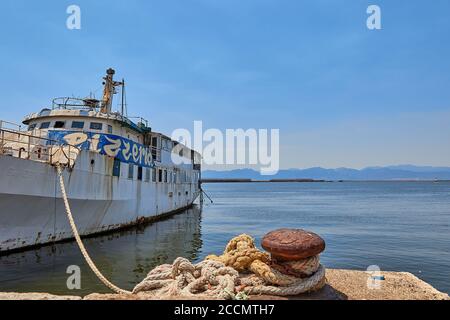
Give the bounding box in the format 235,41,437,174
1,269,448,300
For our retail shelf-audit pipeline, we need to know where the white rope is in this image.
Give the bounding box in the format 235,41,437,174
56,165,131,295
243,265,326,296
133,257,326,299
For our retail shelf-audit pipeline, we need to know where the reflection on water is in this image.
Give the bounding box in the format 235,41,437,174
0,206,203,296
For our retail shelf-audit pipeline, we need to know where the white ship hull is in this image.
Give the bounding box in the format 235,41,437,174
0,150,200,253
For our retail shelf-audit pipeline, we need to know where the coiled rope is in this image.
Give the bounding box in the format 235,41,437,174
56,165,131,295
56,164,325,299
134,235,326,299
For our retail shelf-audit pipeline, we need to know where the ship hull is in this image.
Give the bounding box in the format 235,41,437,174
0,151,200,253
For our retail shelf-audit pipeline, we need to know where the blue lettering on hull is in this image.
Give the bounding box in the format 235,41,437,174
48,130,154,168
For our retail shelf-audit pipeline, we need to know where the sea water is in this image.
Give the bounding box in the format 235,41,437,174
0,181,449,295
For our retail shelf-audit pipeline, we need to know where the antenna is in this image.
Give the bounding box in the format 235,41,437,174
121,79,124,116
121,78,128,119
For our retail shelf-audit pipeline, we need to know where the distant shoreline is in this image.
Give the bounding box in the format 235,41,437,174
202,178,327,183
201,166,450,181
201,179,450,183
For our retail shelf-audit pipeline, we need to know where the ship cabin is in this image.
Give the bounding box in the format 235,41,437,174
1,68,201,185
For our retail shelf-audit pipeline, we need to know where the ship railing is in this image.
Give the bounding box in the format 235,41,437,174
52,97,98,110
0,120,25,132
0,128,80,168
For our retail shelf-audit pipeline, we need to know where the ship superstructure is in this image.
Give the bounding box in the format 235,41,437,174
0,69,201,253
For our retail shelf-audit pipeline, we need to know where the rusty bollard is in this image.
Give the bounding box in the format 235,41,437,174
262,229,326,282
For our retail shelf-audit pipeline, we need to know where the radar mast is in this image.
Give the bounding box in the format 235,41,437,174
101,68,124,114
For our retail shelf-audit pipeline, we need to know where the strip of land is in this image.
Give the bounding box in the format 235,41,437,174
201,179,328,183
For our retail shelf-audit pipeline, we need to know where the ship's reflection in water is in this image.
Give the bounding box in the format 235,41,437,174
0,206,203,296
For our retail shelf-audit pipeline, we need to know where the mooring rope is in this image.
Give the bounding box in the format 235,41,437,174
56,163,325,299
56,165,131,295
200,188,213,204
134,235,326,299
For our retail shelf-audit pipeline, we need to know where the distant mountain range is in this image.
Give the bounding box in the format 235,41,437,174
202,165,450,181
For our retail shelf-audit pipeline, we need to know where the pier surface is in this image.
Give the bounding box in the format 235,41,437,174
1,269,448,300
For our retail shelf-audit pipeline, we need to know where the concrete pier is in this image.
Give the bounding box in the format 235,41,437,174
1,269,448,300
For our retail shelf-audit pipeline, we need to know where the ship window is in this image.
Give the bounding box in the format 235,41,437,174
158,169,163,183
145,168,150,182
152,168,156,182
112,158,121,177
152,137,158,147
128,164,134,179
164,170,167,183
137,166,143,181
90,122,103,130
162,139,170,150
28,124,37,131
173,172,177,184
40,122,50,129
107,125,113,134
71,121,85,129
54,121,66,129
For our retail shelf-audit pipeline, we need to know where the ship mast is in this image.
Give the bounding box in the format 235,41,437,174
101,68,124,114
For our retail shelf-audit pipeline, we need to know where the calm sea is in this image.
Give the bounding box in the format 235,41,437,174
0,182,449,295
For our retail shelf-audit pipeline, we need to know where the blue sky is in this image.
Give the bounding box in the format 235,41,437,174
1,0,449,169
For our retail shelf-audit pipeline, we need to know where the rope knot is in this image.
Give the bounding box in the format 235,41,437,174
171,257,195,279
134,234,326,299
